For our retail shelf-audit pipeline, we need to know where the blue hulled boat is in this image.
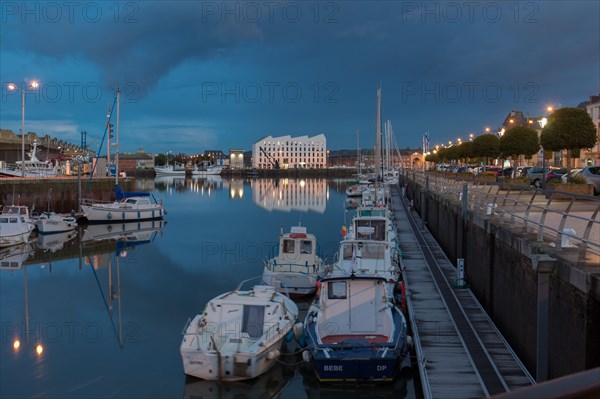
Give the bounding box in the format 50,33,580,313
301,271,411,383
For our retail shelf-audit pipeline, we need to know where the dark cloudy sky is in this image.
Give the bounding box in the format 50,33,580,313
1,1,598,154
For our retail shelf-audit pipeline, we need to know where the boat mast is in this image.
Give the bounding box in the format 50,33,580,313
106,102,111,176
115,88,120,186
356,129,361,175
375,85,382,180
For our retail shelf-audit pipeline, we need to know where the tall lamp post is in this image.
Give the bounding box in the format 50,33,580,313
7,80,40,178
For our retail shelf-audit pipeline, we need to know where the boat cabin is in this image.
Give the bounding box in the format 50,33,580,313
337,240,398,280
275,226,318,267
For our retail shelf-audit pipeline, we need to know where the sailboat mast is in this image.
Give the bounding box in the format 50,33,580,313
115,88,120,186
375,86,382,180
356,129,361,174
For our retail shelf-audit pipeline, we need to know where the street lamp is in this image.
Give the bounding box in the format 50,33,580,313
469,133,474,141
485,127,491,133
7,80,40,177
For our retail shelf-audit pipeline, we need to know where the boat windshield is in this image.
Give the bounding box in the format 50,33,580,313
342,242,386,260
301,240,312,254
355,220,386,241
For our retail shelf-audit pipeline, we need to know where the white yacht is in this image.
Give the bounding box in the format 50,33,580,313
181,282,298,381
81,194,166,223
262,225,326,296
191,163,223,176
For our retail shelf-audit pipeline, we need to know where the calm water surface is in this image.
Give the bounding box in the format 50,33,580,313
1,177,418,399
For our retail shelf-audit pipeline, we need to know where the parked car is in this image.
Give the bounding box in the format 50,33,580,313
545,168,568,185
580,166,600,195
561,168,582,183
527,167,550,188
516,166,532,177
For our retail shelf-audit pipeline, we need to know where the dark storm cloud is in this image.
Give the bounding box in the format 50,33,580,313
2,2,264,95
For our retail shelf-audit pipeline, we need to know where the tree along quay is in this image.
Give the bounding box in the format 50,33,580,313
0,177,134,214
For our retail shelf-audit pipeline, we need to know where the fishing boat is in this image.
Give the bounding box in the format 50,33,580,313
0,140,59,178
191,163,223,176
35,212,77,234
262,225,326,296
346,206,401,265
180,281,298,381
301,271,411,383
334,239,401,282
0,206,35,247
154,161,186,176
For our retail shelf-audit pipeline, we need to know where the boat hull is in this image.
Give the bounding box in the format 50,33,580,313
0,231,32,248
36,215,77,234
311,354,400,382
81,204,165,223
181,338,283,381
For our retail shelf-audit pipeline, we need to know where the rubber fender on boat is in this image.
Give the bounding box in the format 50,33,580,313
267,350,280,360
292,322,304,341
302,350,311,363
107,212,112,220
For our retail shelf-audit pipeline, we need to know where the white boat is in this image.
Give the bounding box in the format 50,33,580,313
0,141,59,178
81,194,166,223
35,211,77,234
155,162,186,176
181,282,298,381
0,206,35,247
345,184,369,197
262,225,326,296
192,163,223,176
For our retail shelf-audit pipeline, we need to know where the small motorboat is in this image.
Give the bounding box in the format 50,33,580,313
181,281,299,381
301,271,411,383
35,212,77,234
262,225,326,296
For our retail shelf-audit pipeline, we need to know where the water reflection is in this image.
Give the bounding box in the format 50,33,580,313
184,362,295,399
252,179,328,213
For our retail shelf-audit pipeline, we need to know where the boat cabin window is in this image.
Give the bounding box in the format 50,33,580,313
301,240,312,254
362,243,385,259
328,281,347,299
342,244,354,260
10,218,17,223
283,239,295,254
242,305,265,339
124,199,138,205
0,218,8,224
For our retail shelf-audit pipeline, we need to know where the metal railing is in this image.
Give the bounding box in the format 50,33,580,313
403,170,600,263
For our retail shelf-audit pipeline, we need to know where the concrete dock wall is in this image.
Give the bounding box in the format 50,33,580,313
404,177,600,379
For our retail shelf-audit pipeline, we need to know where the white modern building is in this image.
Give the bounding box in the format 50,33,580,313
252,134,326,169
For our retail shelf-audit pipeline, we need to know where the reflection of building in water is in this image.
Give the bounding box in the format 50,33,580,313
252,179,327,213
229,178,244,199
189,175,225,195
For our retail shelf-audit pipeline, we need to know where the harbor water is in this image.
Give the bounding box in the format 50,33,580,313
1,177,418,398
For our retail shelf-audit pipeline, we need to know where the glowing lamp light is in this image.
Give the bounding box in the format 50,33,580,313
547,106,553,113
30,81,40,89
485,127,491,133
7,83,17,91
13,340,21,350
36,344,43,355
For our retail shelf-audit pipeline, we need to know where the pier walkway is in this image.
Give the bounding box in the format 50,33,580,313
390,186,535,398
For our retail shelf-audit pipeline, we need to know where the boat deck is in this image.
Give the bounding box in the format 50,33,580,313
390,186,535,398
